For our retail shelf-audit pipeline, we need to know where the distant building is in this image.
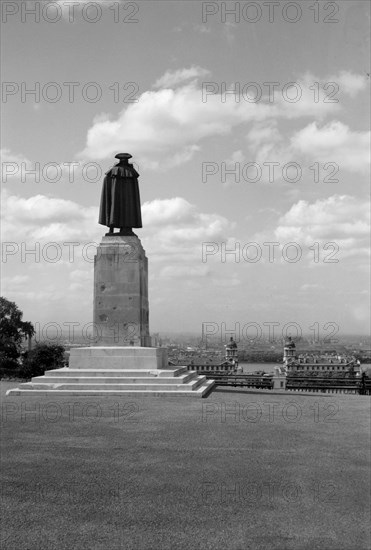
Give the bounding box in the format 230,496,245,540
224,336,239,372
185,359,234,374
283,336,359,375
167,340,240,374
283,336,297,368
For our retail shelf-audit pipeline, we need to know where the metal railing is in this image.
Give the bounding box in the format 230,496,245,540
196,371,371,395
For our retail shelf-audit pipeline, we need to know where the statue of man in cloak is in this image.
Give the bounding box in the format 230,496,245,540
98,153,142,235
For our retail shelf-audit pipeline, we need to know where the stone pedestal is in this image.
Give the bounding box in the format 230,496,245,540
6,344,215,397
68,346,168,370
93,235,150,346
6,337,217,397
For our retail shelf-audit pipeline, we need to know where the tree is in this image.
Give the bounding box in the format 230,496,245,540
0,297,35,372
20,343,66,378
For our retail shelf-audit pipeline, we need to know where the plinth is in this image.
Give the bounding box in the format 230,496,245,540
6,230,215,397
93,235,151,347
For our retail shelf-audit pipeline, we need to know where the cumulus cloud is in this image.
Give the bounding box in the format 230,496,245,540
273,72,341,120
290,121,370,174
329,70,368,98
245,121,290,170
78,80,273,168
270,71,367,120
1,148,33,183
1,148,31,164
1,190,99,242
274,195,370,259
142,197,195,226
79,68,365,171
1,192,236,281
224,150,246,164
1,192,240,322
153,66,211,89
1,147,107,187
239,118,370,184
141,197,235,263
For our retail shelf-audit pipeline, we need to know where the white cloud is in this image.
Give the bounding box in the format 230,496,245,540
245,121,289,170
142,197,195,226
246,122,282,149
1,148,107,186
141,197,235,261
290,121,370,174
329,70,368,98
1,190,99,242
1,192,236,285
225,150,246,164
273,72,341,120
78,81,273,168
271,71,366,119
242,118,370,183
153,66,211,89
78,69,366,171
1,148,33,182
274,195,370,259
1,148,31,164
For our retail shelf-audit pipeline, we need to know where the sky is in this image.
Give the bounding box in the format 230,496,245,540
1,0,370,342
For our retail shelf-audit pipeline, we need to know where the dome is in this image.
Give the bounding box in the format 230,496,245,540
285,336,296,348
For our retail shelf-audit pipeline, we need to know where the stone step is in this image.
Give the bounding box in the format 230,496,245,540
31,374,198,385
22,381,202,391
23,376,206,392
6,380,215,398
44,367,189,377
186,375,207,391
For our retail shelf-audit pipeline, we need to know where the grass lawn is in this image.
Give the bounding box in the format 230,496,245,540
1,381,370,550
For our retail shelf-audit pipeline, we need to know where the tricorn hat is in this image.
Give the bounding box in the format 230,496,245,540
115,153,132,160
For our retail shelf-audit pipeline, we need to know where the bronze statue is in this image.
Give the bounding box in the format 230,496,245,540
99,153,142,235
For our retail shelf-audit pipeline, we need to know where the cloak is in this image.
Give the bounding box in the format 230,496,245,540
98,163,142,228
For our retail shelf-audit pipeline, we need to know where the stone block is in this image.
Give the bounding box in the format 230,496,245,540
93,235,149,346
68,346,168,370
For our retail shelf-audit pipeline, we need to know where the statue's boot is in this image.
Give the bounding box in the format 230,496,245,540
119,227,135,236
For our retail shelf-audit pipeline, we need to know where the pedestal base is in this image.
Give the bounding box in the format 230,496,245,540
69,346,168,370
6,347,215,398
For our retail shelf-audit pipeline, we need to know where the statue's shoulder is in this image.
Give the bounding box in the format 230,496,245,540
107,165,139,178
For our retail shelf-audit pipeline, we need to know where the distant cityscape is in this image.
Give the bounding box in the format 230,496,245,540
25,330,371,365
